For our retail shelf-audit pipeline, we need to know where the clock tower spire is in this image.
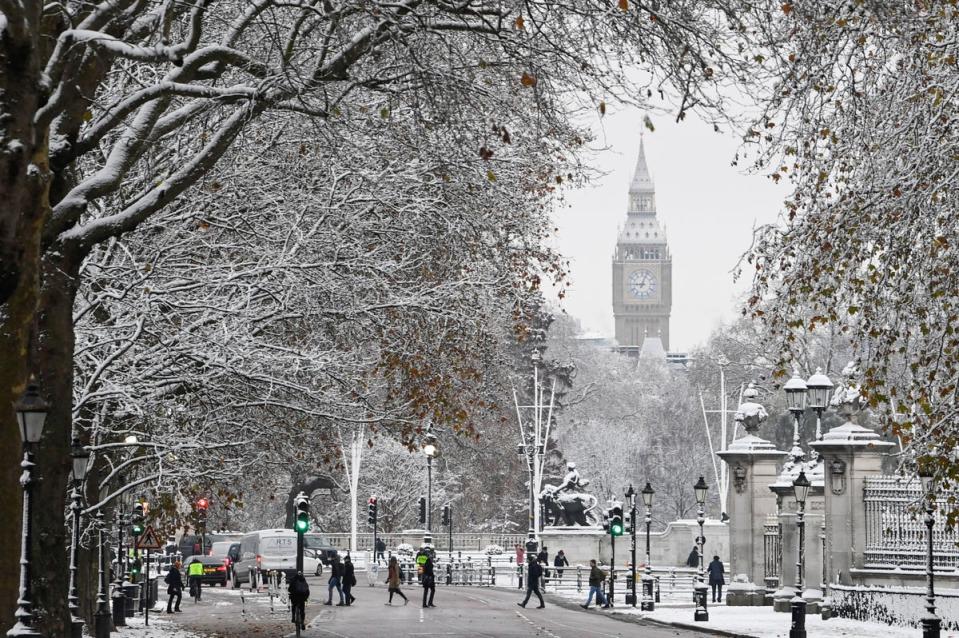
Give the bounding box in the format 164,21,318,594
611,136,673,353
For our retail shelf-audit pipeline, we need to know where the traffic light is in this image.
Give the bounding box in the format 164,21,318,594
131,502,145,536
601,509,610,533
441,504,450,527
130,557,142,576
294,491,311,534
195,497,209,523
418,497,426,525
623,509,633,535
609,505,624,537
368,496,378,526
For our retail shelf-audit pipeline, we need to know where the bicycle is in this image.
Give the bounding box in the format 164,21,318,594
292,602,304,638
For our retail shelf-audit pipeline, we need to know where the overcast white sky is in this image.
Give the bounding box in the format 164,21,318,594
550,105,786,352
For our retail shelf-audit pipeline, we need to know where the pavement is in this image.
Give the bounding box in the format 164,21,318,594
160,577,716,637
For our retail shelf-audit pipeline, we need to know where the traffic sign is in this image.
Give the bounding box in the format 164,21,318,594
135,526,163,550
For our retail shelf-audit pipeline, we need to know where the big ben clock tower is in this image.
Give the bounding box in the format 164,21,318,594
612,138,672,352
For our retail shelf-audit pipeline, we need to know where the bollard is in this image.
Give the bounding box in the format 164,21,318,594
112,586,126,626
655,575,661,603
491,565,496,587
124,583,140,617
577,565,583,592
518,564,524,590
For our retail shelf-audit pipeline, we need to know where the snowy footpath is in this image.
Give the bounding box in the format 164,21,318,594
112,614,204,638
536,586,954,638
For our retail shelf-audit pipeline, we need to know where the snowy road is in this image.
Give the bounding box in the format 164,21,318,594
164,580,715,637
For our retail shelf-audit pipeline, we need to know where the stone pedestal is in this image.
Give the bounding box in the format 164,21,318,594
810,420,894,586
539,527,607,566
717,434,785,600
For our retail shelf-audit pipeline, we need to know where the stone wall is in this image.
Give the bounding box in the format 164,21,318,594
831,583,959,630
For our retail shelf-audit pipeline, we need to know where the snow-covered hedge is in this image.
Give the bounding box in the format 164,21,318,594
395,543,414,556
831,583,959,630
484,544,504,556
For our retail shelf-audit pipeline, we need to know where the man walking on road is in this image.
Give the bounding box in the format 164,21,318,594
165,561,183,613
325,554,345,606
707,555,725,603
517,556,545,609
580,559,609,609
421,556,437,608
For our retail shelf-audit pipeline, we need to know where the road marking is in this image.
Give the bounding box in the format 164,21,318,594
516,610,562,638
419,607,424,623
462,593,490,606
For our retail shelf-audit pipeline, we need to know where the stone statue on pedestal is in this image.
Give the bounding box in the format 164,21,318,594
540,462,599,527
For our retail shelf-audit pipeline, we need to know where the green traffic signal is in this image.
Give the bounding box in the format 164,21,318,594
132,524,144,536
295,514,310,533
610,522,624,537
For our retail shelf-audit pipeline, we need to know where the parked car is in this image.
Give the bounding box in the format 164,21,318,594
183,555,229,586
231,529,324,588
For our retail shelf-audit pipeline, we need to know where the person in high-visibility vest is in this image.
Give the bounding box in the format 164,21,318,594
188,559,204,601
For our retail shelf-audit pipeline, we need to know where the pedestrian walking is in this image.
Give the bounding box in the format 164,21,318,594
580,559,609,609
421,557,436,608
553,550,569,580
385,556,408,605
685,545,700,568
164,561,183,613
515,543,524,565
342,555,357,605
707,555,725,603
287,571,310,630
325,554,345,606
517,556,545,608
375,538,386,563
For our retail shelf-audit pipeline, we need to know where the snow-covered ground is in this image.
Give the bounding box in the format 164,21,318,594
113,614,203,638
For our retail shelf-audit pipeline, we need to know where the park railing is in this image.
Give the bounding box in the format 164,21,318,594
863,476,959,571
513,563,702,603
763,517,781,590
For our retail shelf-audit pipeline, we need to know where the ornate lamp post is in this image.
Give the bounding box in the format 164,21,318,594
68,438,92,638
693,476,709,622
94,512,111,638
805,368,833,443
918,465,941,638
641,482,655,611
8,383,49,638
784,368,808,458
624,484,637,607
790,470,811,638
423,425,439,547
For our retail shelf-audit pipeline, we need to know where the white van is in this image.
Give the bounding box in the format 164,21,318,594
231,529,322,588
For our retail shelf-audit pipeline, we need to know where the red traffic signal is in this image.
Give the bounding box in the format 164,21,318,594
196,498,209,510
368,496,377,505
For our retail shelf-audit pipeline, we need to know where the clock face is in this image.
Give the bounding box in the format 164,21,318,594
627,269,657,300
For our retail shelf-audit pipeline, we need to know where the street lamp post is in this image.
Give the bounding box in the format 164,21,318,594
790,471,811,638
113,510,127,626
68,438,92,638
512,349,556,555
94,512,111,638
624,485,637,607
784,368,809,458
641,482,655,611
919,466,941,638
693,476,709,622
8,383,49,638
423,425,439,547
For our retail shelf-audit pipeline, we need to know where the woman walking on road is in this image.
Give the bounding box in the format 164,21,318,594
342,555,357,606
385,556,408,605
421,557,436,608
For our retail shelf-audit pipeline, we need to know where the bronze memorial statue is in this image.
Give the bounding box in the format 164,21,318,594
540,462,599,527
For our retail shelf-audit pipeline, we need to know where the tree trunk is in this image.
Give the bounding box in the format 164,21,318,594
0,8,49,632
30,248,81,635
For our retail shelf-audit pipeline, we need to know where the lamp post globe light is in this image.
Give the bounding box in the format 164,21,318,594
789,470,811,638
918,464,941,638
423,424,439,547
9,383,49,638
68,438,92,638
693,476,709,622
641,482,655,611
805,368,833,443
784,368,808,455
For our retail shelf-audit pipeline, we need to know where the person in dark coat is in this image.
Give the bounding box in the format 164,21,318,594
537,546,549,582
375,538,386,563
685,545,700,568
580,559,608,609
287,571,310,630
342,555,357,605
707,555,725,603
164,561,184,613
325,554,345,606
421,557,436,608
385,556,408,605
553,550,569,580
517,556,545,608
